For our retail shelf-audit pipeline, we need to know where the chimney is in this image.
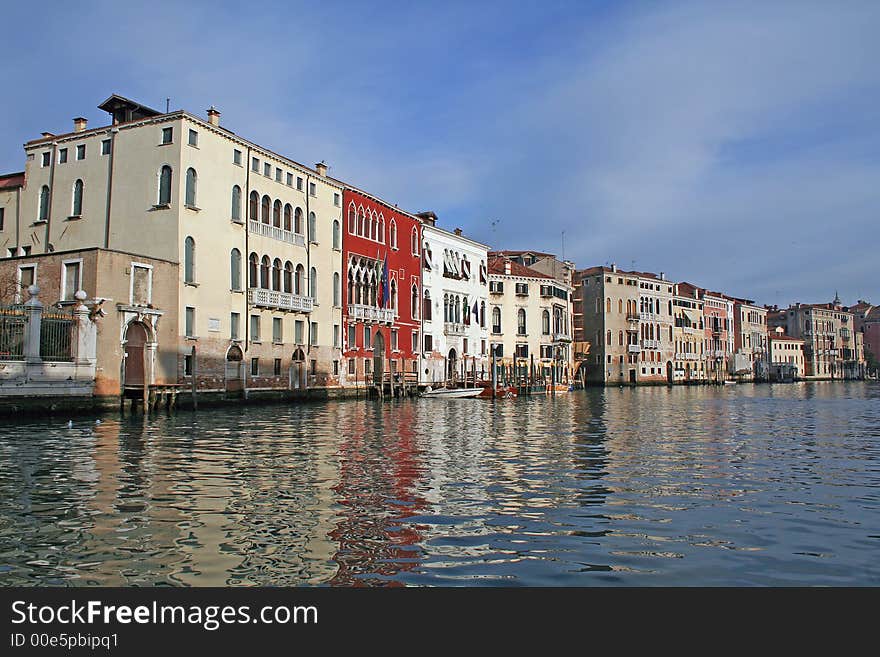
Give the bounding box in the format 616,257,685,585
206,106,220,126
73,117,88,133
315,161,328,177
454,228,462,236
660,271,665,280
504,260,511,275
611,262,617,273
41,132,55,139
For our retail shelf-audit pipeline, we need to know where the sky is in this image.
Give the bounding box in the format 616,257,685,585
1,0,877,308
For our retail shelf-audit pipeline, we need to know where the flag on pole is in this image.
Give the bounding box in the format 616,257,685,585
381,253,390,308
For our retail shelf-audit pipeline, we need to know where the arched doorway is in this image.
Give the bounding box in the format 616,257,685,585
226,345,243,392
291,348,305,389
373,331,385,385
447,348,457,381
123,322,149,389
685,362,691,382
666,361,674,385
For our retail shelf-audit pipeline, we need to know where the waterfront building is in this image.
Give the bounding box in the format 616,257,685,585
573,265,675,384
677,282,734,383
732,298,768,381
671,285,708,383
766,295,864,379
488,253,573,385
341,188,421,387
0,94,345,402
767,326,806,380
417,213,489,384
850,300,878,374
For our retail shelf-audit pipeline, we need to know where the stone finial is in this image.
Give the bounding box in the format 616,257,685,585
75,290,88,301
28,284,39,297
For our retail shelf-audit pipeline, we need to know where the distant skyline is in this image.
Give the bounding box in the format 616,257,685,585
1,0,877,307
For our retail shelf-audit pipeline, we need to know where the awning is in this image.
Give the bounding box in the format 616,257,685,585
683,309,702,326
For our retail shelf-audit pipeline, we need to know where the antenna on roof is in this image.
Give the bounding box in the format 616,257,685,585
561,230,565,261
166,98,170,113
490,219,500,249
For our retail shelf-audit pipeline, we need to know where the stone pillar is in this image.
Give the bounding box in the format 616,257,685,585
73,290,96,365
23,284,43,364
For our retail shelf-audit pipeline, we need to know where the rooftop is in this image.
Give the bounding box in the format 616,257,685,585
487,256,553,280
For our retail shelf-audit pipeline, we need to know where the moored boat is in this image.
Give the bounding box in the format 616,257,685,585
421,386,483,398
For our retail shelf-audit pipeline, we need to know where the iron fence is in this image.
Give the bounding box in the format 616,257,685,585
0,307,27,360
40,310,74,362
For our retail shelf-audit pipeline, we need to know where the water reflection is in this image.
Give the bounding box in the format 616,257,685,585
0,381,878,586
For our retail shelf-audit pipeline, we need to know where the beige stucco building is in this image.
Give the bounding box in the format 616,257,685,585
487,254,573,385
1,94,345,402
767,327,806,380
671,286,707,383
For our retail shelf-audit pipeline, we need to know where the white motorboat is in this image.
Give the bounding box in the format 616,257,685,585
420,386,483,399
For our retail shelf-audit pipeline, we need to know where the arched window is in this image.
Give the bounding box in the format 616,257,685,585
371,214,378,240
230,248,241,290
308,212,316,242
518,309,526,335
423,290,432,321
357,211,364,236
249,191,259,221
184,237,195,283
283,204,292,231
411,284,418,319
378,217,385,243
185,168,197,207
39,185,50,221
273,200,281,228
443,293,449,322
619,330,624,346
309,266,317,300
260,255,270,289
158,166,172,205
542,309,550,335
390,220,397,248
480,301,485,327
261,195,270,225
606,330,612,345
295,264,304,295
606,297,612,313
347,271,354,306
72,179,84,216
231,185,242,222
411,227,419,255
295,207,303,234
333,272,340,306
454,295,461,323
492,307,501,333
348,206,356,234
272,258,282,291
248,253,258,287
618,299,623,314
283,261,293,293
333,220,340,249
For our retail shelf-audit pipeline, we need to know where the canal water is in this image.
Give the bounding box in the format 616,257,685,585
1,382,878,586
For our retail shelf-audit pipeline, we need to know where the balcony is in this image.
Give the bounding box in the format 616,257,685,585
626,312,640,322
641,312,658,322
682,326,701,335
642,339,660,349
828,349,839,356
348,303,395,324
675,353,700,360
712,350,726,358
249,220,306,247
627,344,641,353
553,332,572,343
248,288,313,312
444,322,467,336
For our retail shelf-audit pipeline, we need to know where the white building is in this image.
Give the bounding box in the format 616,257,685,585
417,214,489,384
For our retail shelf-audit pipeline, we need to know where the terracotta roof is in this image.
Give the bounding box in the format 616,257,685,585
0,172,25,190
489,250,554,258
576,265,668,282
487,256,552,279
769,334,804,342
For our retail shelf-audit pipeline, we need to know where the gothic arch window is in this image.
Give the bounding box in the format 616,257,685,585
260,255,270,289
390,220,397,249
542,309,550,335
184,236,195,283
411,284,418,319
411,227,419,255
333,272,340,306
423,289,432,321
232,185,242,222
185,168,197,207
158,166,172,205
348,204,356,234
230,248,241,290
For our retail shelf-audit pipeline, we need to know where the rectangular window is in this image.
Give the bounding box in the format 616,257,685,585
295,320,304,344
333,193,340,207
17,265,36,301
463,338,468,355
76,144,86,160
390,360,398,373
41,152,51,167
489,281,503,294
365,326,372,349
412,331,419,353
333,360,339,376
365,358,372,374
231,312,240,340
424,334,433,352
296,177,303,191
188,129,198,146
286,172,293,186
516,344,528,359
251,358,259,376
184,354,193,376
0,208,4,231
333,324,340,348
264,162,271,177
348,324,356,349
481,339,486,355
275,167,282,182
310,322,318,345
391,329,398,351
131,264,152,305
250,314,260,342
62,260,81,301
58,148,68,164
162,127,173,144
274,358,282,376
101,139,111,155
348,358,355,374
233,149,242,165
185,306,195,337
252,157,260,172
309,182,316,197
273,317,283,343
310,359,317,375
515,282,529,296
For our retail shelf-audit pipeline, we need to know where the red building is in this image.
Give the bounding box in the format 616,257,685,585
342,188,422,386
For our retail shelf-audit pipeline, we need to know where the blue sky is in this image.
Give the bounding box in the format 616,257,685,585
1,0,877,307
